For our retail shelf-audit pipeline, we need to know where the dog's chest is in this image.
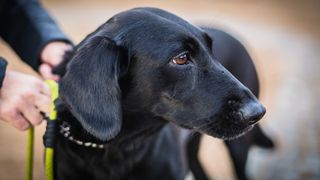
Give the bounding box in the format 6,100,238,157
54,125,189,180
54,135,152,179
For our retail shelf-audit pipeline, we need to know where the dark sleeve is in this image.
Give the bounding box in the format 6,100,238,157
0,0,71,70
0,57,8,88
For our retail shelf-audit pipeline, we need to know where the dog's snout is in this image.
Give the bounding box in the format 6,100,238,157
239,101,266,125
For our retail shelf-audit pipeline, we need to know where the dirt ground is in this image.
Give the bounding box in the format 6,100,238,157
0,0,319,179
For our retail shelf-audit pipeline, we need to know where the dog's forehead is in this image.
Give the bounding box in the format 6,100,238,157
100,8,212,64
109,8,204,42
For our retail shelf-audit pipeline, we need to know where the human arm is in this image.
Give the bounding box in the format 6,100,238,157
0,0,72,78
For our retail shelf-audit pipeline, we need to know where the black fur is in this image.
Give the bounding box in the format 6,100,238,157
53,7,273,180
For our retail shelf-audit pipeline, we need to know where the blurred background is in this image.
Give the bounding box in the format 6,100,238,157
0,0,319,179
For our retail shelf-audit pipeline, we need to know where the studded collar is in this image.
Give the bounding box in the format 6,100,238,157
59,121,105,149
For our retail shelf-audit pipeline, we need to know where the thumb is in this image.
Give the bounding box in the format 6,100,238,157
39,63,60,81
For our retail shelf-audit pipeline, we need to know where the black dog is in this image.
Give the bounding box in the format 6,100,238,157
53,7,270,180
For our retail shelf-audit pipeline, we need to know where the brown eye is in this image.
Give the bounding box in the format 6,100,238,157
172,52,190,65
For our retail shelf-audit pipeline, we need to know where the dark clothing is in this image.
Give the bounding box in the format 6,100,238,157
0,57,7,88
0,0,70,88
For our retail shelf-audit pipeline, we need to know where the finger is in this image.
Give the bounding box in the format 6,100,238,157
51,74,60,81
21,87,50,114
34,93,51,114
39,64,60,81
46,53,64,66
9,113,30,131
39,63,60,80
18,100,43,126
38,80,51,97
39,64,52,79
0,107,29,130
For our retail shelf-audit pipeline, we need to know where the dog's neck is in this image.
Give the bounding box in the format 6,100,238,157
55,99,166,149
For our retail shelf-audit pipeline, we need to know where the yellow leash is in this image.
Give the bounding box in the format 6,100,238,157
26,126,34,180
27,80,58,180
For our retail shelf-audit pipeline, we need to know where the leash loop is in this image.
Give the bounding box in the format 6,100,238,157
26,80,58,180
44,80,59,180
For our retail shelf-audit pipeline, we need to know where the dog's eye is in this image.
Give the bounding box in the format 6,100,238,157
172,52,190,65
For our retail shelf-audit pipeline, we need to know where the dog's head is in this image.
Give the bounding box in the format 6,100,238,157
59,8,265,142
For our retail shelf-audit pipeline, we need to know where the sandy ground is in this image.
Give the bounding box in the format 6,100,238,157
0,0,319,179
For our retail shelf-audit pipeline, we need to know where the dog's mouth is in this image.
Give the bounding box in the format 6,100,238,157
184,110,257,140
197,123,255,140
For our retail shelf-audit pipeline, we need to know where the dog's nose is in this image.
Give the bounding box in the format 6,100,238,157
239,101,266,125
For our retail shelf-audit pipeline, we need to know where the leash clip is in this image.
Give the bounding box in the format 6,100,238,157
43,120,57,148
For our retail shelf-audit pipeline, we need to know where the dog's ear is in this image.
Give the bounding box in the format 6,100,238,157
59,36,126,141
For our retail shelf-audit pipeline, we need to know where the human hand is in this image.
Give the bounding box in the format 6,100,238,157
39,41,73,80
0,70,51,130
